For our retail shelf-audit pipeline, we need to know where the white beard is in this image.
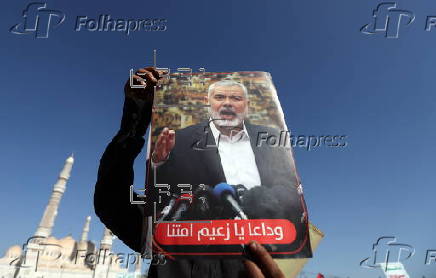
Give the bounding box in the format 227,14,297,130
209,108,246,127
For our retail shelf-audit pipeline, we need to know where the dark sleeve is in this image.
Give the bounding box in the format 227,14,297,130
94,96,152,253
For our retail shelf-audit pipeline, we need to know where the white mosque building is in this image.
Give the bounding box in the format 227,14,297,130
0,155,145,278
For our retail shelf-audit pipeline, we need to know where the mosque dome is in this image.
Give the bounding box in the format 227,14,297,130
4,245,22,258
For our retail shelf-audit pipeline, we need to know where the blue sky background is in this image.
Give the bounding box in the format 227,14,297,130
1,0,435,277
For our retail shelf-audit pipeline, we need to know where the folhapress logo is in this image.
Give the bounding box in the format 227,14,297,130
360,236,415,271
10,2,65,38
361,2,415,38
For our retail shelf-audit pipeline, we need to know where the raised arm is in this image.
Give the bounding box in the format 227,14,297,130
94,67,164,252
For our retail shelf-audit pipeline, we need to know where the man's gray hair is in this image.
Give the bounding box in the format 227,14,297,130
207,80,248,99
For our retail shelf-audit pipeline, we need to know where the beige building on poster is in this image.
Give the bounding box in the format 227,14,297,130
0,155,145,278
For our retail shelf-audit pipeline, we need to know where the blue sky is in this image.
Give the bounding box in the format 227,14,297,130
1,0,435,277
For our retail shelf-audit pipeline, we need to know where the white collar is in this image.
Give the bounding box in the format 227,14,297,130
208,119,250,144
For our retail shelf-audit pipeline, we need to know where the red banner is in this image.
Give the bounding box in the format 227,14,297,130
154,219,296,245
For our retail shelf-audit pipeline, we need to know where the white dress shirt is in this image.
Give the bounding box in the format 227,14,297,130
209,121,261,190
153,121,262,189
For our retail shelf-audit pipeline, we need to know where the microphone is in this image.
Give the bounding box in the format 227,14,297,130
213,183,248,220
162,193,193,221
233,184,247,202
193,184,213,214
156,193,179,222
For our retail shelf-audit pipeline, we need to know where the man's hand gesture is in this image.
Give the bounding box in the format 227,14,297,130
152,127,175,163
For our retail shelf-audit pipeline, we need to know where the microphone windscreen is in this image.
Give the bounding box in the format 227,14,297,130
212,183,236,199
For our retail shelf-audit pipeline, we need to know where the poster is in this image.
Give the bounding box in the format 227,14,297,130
146,71,312,259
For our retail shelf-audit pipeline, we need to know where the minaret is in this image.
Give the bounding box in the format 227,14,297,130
93,228,114,278
34,155,74,238
78,216,91,251
80,216,91,242
99,227,113,251
14,155,74,278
